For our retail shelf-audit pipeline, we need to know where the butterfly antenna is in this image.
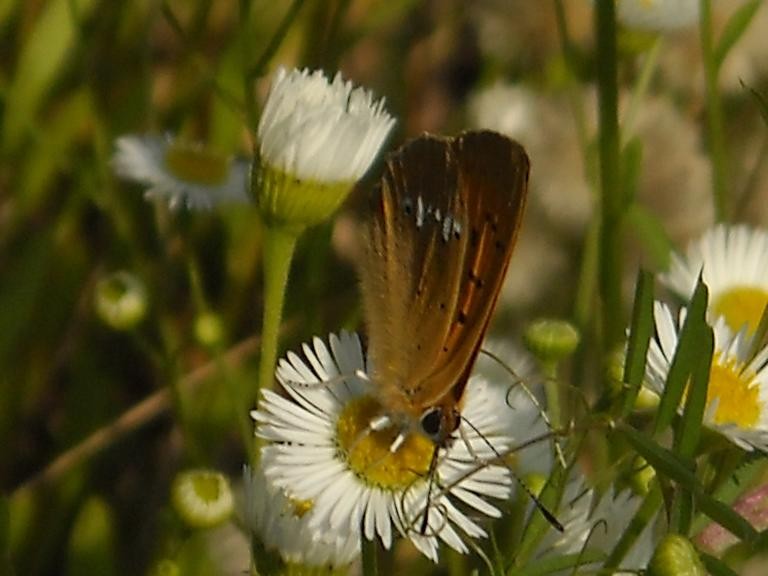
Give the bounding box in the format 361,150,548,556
480,348,567,469
419,443,441,535
460,415,564,532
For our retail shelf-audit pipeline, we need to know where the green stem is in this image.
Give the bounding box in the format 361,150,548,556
621,36,664,144
542,361,562,434
700,0,729,222
257,225,300,403
595,0,624,346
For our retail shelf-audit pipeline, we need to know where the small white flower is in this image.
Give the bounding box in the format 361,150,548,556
257,67,395,183
663,224,768,336
252,331,549,562
112,134,249,209
243,465,359,567
617,0,699,31
537,471,659,573
646,301,768,451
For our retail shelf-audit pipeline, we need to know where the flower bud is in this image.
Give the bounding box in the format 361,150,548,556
171,469,234,529
94,271,147,331
648,534,706,576
194,311,225,348
524,319,580,365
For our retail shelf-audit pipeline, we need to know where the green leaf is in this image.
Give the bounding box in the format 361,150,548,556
2,0,98,151
654,278,709,435
625,203,673,270
618,423,697,487
714,0,761,72
695,491,758,545
700,552,741,576
514,465,567,568
621,269,655,417
675,323,713,458
513,549,606,576
619,424,758,543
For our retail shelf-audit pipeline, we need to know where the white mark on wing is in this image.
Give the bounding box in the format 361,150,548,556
416,195,424,228
442,215,452,242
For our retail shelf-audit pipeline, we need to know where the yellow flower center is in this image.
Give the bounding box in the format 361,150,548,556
707,353,761,428
165,144,229,186
336,396,434,490
712,287,768,336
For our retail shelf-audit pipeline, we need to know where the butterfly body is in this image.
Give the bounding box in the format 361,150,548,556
360,130,529,444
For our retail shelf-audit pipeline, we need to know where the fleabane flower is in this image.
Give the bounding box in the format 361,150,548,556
663,225,768,336
645,301,768,451
616,0,699,31
252,67,394,229
252,331,545,562
536,469,660,573
112,134,249,209
243,465,359,568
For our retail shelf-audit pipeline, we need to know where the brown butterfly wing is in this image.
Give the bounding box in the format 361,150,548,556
419,131,529,409
360,131,529,422
360,134,467,418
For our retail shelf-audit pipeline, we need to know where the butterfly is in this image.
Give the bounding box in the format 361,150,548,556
359,130,529,447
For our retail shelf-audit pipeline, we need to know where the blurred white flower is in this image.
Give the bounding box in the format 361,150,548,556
537,471,660,573
113,134,249,209
617,0,699,31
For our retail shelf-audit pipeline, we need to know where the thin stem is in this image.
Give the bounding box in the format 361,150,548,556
13,336,261,496
257,225,300,402
542,362,562,435
700,0,729,222
595,0,624,346
621,36,664,144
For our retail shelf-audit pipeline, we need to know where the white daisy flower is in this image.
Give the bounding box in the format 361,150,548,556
616,0,699,31
645,301,768,451
252,331,547,562
473,339,555,477
242,465,359,567
112,134,249,209
257,67,394,183
663,224,768,336
537,471,659,573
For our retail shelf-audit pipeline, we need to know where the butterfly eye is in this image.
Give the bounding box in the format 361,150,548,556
419,407,443,440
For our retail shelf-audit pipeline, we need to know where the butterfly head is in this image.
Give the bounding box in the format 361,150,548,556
417,402,461,446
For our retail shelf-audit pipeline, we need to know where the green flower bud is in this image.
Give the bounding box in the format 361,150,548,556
171,469,234,529
648,534,706,576
524,319,580,365
94,271,147,331
630,455,656,495
194,311,225,348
